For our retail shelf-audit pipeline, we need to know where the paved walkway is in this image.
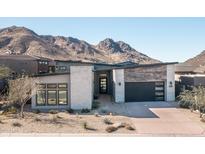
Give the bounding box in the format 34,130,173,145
97,95,205,136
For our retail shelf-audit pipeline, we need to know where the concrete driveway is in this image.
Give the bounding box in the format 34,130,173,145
98,97,205,136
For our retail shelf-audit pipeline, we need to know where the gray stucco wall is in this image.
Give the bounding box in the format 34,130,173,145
165,65,175,101
70,66,93,109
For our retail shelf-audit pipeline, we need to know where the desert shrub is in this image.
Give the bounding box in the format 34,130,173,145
0,65,11,79
67,109,74,114
179,101,191,108
178,86,205,113
2,106,18,115
106,126,118,133
34,117,41,122
82,122,88,129
12,122,22,127
103,118,113,125
49,110,59,114
92,101,100,109
82,121,96,131
81,108,90,113
100,109,108,114
94,112,100,117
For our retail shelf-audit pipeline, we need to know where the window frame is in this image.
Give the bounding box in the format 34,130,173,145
58,90,68,105
36,90,46,106
47,90,58,105
36,83,68,106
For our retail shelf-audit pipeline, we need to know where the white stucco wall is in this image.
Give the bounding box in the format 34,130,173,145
31,74,70,110
165,65,175,101
70,66,93,109
113,69,125,103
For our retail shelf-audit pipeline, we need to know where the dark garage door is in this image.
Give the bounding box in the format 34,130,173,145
125,82,165,102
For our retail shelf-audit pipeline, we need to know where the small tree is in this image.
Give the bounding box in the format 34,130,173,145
0,65,11,100
8,76,38,118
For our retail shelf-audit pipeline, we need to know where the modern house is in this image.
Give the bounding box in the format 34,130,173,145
0,55,54,75
31,61,177,110
175,63,205,95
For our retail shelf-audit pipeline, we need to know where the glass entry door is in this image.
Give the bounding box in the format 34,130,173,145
99,77,107,94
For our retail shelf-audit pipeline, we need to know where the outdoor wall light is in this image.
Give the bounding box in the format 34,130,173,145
118,82,121,86
169,81,173,87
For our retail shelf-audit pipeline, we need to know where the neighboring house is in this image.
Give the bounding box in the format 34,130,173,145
175,63,205,96
0,55,53,75
31,61,177,110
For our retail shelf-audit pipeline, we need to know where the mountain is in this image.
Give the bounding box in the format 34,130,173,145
184,50,205,67
0,26,160,64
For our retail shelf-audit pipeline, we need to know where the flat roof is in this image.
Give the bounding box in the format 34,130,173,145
0,55,52,61
111,62,178,70
33,72,70,77
55,59,121,66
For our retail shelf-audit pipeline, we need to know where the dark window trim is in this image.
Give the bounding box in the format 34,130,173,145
36,90,46,106
58,90,68,105
36,83,68,106
47,90,58,106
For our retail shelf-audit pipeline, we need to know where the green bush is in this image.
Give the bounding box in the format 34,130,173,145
67,109,74,114
92,101,100,109
179,101,192,109
49,110,59,114
81,108,90,113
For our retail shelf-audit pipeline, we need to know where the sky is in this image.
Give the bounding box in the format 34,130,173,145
0,17,205,62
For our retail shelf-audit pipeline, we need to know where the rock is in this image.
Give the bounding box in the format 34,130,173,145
201,114,205,122
106,126,118,133
113,122,126,128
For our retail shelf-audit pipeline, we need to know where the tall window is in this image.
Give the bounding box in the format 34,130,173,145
36,83,68,106
58,83,68,105
36,90,46,105
47,90,57,105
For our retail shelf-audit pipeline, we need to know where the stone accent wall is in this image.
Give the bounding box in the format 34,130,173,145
124,65,167,82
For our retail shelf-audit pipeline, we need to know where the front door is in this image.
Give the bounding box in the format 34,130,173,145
99,77,107,94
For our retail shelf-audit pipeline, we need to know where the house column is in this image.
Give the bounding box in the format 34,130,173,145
165,65,175,101
112,69,125,103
